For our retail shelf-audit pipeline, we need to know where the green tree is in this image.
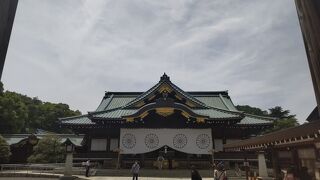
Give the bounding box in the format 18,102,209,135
0,81,4,94
0,92,28,133
267,106,299,132
0,81,81,133
236,105,268,116
0,135,11,163
269,106,296,119
27,135,65,163
237,104,299,133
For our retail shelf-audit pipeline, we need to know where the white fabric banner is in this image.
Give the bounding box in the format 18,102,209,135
120,128,212,154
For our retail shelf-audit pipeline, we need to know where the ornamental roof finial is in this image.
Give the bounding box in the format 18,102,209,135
160,73,170,82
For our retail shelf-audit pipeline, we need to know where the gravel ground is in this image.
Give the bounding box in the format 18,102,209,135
0,178,58,180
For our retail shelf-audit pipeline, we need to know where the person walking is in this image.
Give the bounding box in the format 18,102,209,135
298,166,312,180
283,167,296,180
131,161,140,180
191,165,202,180
157,155,165,170
214,163,227,180
84,159,90,177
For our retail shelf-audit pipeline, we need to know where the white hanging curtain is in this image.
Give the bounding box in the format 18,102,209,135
120,128,212,154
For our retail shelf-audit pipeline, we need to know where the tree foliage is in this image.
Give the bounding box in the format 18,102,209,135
236,105,299,132
267,106,299,132
0,135,11,163
236,105,268,116
27,135,65,163
0,82,81,133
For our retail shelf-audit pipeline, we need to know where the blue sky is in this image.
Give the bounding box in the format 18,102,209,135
3,0,316,122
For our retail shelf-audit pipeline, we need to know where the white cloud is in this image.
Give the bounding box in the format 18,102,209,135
3,0,316,123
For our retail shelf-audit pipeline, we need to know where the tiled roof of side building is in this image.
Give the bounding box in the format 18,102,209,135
59,115,95,125
193,108,241,119
238,114,275,125
91,108,138,119
2,134,84,146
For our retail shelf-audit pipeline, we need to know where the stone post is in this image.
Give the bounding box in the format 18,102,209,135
258,151,268,178
64,153,73,176
60,140,75,180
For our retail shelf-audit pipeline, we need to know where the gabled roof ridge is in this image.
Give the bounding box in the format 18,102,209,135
96,94,114,111
169,81,207,107
105,92,144,96
104,91,229,95
123,74,221,108
218,94,231,110
124,81,164,107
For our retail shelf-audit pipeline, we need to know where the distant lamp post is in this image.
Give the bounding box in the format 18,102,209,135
28,134,38,145
113,148,123,169
314,140,320,161
66,143,74,153
208,149,215,167
60,139,76,180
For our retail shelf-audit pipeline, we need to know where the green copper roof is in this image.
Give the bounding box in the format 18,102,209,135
59,115,95,125
195,96,229,110
92,109,138,119
96,93,237,112
193,108,241,119
238,114,274,125
124,74,207,108
90,107,241,120
59,74,273,127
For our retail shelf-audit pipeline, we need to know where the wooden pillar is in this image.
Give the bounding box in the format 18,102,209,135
292,148,301,171
271,148,280,179
140,154,145,167
115,148,123,169
243,150,249,180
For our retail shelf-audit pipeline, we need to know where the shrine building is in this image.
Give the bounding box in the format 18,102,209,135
59,74,275,168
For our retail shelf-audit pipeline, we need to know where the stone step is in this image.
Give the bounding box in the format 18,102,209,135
94,169,246,178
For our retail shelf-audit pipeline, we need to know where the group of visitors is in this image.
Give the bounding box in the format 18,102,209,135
129,161,227,180
280,166,312,180
82,160,313,180
191,162,227,180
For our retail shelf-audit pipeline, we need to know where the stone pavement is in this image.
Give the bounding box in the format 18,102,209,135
76,176,246,180
0,178,57,180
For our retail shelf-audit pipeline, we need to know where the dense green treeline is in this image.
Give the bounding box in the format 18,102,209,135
0,82,81,134
236,105,299,133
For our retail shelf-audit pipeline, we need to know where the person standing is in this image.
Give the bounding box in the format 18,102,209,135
191,165,202,180
131,161,140,180
298,167,312,180
84,160,90,177
214,163,227,180
157,156,165,170
283,167,296,180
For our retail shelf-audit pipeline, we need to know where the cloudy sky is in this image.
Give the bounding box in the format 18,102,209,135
3,0,316,123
